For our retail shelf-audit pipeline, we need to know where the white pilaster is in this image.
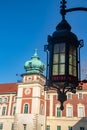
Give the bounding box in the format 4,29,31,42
50,94,53,116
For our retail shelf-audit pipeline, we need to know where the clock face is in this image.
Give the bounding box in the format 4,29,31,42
25,88,31,95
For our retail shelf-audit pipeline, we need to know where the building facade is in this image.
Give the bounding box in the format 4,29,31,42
0,50,87,130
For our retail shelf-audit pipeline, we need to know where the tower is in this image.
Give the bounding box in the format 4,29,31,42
15,49,46,130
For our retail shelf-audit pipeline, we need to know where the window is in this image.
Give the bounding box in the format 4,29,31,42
2,107,6,115
0,98,2,103
23,124,26,130
57,126,61,130
47,94,50,100
68,126,72,130
56,107,61,117
40,105,44,115
80,127,85,130
13,106,16,115
11,123,14,130
46,125,50,130
67,93,72,99
78,93,83,99
24,104,28,114
78,106,84,117
66,106,73,117
0,124,3,130
4,97,8,102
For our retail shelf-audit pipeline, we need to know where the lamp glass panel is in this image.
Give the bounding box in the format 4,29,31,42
53,43,65,76
69,54,73,65
73,67,76,76
69,45,77,76
59,43,65,52
60,54,65,63
53,54,58,64
54,44,59,53
53,65,58,75
59,64,65,75
72,56,76,66
69,65,72,75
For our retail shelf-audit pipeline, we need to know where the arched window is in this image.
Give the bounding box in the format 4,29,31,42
24,104,29,114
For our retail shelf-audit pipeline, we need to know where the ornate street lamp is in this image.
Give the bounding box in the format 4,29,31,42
44,0,87,110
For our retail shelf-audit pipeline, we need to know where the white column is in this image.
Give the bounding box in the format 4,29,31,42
8,94,13,115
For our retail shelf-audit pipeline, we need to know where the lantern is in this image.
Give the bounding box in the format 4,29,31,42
47,19,80,90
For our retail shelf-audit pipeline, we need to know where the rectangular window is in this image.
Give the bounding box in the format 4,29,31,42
78,93,83,99
67,93,72,99
57,126,61,130
66,107,72,117
2,107,6,115
56,107,61,117
11,123,14,130
13,106,16,115
0,124,3,130
68,126,72,130
80,127,85,130
0,98,2,103
78,107,84,117
46,125,50,130
4,97,8,102
23,124,26,130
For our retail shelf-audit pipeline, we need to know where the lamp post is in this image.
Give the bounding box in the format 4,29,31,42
44,0,87,110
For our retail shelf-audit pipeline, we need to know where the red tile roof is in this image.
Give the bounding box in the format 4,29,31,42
0,83,18,93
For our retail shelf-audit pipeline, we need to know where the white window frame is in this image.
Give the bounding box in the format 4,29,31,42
78,104,85,117
2,106,7,116
66,104,73,117
78,93,83,99
3,97,8,103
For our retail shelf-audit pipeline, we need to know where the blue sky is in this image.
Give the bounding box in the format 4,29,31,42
0,0,87,83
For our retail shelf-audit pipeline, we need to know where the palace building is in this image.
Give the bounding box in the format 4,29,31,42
0,50,87,130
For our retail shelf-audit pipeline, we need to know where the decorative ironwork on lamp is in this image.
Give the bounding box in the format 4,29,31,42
44,0,87,110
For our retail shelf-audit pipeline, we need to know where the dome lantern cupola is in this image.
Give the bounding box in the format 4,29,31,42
24,49,45,74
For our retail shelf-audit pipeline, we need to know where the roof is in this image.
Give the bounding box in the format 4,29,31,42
0,83,18,93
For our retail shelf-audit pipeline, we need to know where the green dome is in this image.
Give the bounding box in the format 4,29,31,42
24,49,45,74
